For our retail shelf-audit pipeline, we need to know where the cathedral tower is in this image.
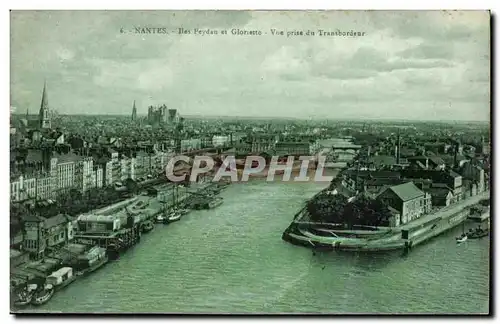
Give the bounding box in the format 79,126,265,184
39,81,51,129
132,100,137,121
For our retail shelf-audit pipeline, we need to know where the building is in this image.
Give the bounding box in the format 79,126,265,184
427,186,454,207
212,135,231,148
147,105,180,125
401,169,462,202
460,162,485,194
131,100,137,121
22,214,73,260
38,82,51,129
180,138,202,152
74,157,95,193
407,156,446,170
377,182,427,225
274,142,311,156
52,153,81,195
120,156,136,181
248,134,279,153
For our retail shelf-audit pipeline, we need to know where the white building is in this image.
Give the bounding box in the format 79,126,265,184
212,135,230,147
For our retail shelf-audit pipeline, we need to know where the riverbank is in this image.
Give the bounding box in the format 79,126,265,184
282,191,490,253
11,177,489,314
10,180,228,311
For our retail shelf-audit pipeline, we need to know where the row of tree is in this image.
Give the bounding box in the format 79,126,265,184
306,192,392,228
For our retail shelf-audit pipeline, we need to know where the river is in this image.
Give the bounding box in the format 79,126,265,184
22,171,490,314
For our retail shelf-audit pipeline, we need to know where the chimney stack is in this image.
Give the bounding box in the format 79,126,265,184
396,128,401,164
454,142,458,168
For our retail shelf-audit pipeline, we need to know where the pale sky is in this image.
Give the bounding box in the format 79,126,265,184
10,10,490,121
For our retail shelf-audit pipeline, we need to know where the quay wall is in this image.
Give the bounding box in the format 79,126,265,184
283,191,489,253
92,197,139,216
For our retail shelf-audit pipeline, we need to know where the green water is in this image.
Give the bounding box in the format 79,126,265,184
21,177,490,314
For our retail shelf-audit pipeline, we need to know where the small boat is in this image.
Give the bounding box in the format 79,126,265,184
167,211,182,223
31,284,54,306
456,223,468,244
155,215,166,223
177,208,190,216
141,221,155,233
106,244,120,261
46,267,78,292
14,284,38,307
456,233,468,243
469,228,489,239
77,254,109,277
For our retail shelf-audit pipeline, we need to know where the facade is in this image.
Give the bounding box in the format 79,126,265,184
249,134,279,153
460,162,485,194
147,105,179,125
377,182,427,225
120,156,136,181
181,138,202,152
274,142,311,156
212,135,231,148
428,187,454,207
407,156,446,170
22,214,73,259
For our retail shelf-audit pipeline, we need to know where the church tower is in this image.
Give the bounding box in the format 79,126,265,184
132,100,137,121
38,81,51,129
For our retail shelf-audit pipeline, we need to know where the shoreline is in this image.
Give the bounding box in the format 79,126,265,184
10,180,227,311
282,191,490,253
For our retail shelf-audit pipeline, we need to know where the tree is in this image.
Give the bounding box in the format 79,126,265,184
307,192,348,223
124,178,139,194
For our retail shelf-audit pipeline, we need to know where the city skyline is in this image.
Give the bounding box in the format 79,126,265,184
11,10,490,121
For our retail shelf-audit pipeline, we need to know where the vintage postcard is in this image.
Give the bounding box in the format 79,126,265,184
9,10,490,315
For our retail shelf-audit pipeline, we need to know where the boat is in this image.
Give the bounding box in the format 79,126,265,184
456,223,468,243
166,210,182,223
13,284,38,307
76,249,109,276
456,233,468,243
155,214,166,224
469,227,489,239
31,284,54,306
106,243,121,260
178,208,191,216
208,197,224,209
141,220,155,233
46,267,78,291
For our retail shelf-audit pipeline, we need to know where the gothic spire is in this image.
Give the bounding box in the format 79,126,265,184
132,100,137,121
40,80,48,112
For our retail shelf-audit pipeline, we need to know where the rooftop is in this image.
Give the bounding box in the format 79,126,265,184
385,181,424,202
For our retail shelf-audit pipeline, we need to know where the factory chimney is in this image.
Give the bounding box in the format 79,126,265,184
454,142,458,168
396,128,401,164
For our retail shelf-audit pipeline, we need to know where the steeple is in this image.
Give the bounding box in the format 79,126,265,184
39,81,51,129
132,100,137,121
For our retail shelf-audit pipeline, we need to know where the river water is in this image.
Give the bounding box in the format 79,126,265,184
22,172,490,314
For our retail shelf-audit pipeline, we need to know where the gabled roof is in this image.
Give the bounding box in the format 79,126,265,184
383,181,424,202
427,187,453,197
428,156,446,165
44,214,70,228
431,183,453,191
